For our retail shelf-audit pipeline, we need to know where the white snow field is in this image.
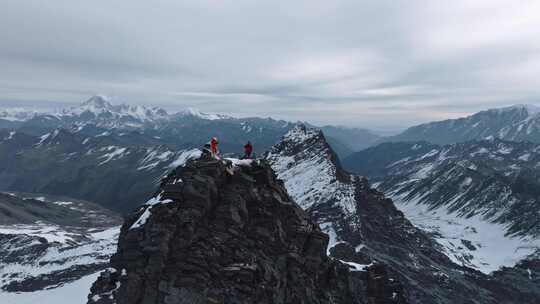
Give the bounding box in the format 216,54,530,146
0,272,99,304
390,192,540,274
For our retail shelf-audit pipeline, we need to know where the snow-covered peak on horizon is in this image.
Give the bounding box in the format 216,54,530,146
80,95,113,109
0,107,42,122
63,95,169,122
483,103,540,116
508,104,540,116
0,95,237,125
387,102,540,145
174,107,231,120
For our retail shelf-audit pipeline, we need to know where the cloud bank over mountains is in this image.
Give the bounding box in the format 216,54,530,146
1,0,540,130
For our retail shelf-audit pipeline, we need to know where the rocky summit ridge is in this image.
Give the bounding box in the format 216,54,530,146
87,155,355,304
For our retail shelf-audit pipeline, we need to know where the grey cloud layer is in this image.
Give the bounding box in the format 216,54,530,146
1,0,539,130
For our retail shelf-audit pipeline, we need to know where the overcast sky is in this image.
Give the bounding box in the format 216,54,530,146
1,1,540,131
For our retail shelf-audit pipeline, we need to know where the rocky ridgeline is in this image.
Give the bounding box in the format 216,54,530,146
266,125,540,303
88,156,375,304
89,125,540,304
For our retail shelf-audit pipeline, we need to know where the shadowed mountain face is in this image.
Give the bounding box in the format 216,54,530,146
0,127,202,213
343,140,540,274
345,139,540,235
266,125,540,303
88,156,361,304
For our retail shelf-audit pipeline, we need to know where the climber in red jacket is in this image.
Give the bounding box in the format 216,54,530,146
243,141,253,159
210,137,219,158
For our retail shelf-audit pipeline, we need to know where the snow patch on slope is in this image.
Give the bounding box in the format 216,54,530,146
98,146,129,165
138,148,174,170
130,193,174,230
176,107,230,120
168,149,202,168
0,272,100,304
0,224,120,295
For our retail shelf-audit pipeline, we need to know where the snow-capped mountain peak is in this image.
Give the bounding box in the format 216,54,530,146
488,103,540,117
0,108,41,122
65,95,169,122
80,95,113,110
282,124,321,142
509,104,540,116
266,124,356,214
175,107,230,120
385,103,540,145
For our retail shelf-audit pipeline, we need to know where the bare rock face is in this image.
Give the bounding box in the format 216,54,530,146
87,156,354,304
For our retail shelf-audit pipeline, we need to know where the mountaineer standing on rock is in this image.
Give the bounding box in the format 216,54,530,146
210,137,219,158
243,141,253,159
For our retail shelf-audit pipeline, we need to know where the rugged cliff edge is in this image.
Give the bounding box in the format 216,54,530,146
87,156,355,304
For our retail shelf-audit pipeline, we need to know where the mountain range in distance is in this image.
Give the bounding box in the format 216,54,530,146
0,95,382,159
2,96,540,215
1,96,540,303
4,96,540,156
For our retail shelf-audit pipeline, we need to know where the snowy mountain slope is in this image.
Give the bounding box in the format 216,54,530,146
0,192,121,302
266,125,540,303
0,272,100,304
382,104,540,145
394,194,539,273
266,125,356,215
346,140,540,273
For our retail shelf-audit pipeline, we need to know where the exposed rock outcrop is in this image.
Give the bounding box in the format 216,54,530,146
88,156,355,304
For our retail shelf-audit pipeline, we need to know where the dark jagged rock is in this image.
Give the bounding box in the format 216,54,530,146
88,156,357,304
